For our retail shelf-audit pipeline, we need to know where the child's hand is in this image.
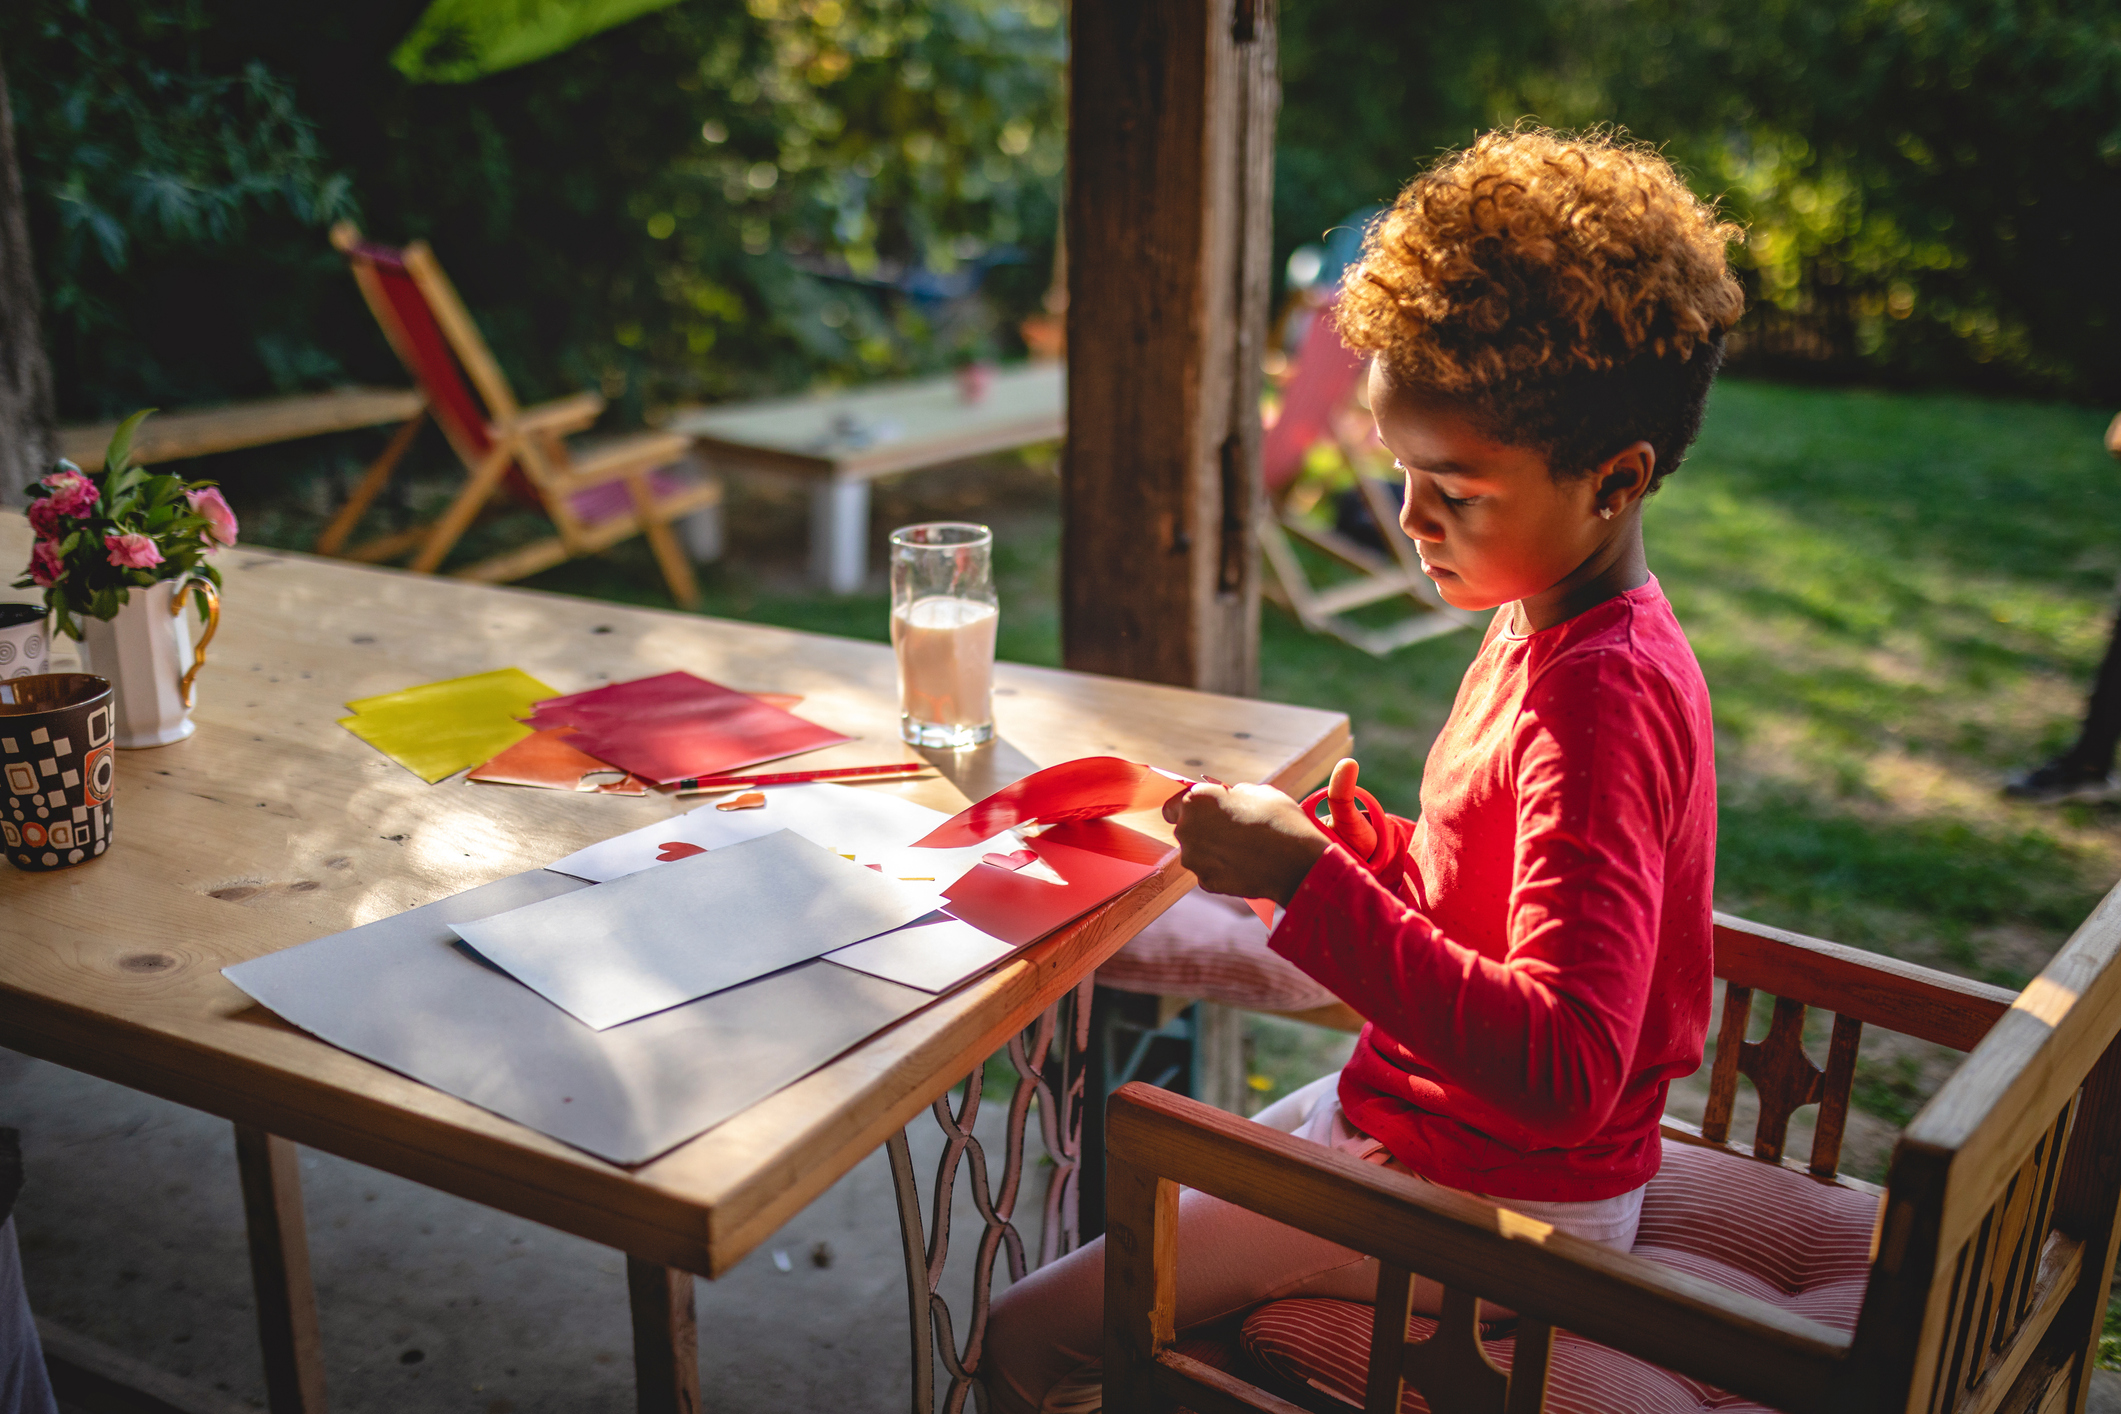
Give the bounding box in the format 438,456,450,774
1166,781,1328,906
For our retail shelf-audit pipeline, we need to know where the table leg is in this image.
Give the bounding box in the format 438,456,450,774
809,476,870,594
889,974,1094,1413
626,1257,700,1414
232,1125,328,1414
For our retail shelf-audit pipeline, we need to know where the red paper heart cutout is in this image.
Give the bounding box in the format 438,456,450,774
982,849,1038,871
656,841,708,862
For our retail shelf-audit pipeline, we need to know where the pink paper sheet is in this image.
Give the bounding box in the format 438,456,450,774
520,672,849,786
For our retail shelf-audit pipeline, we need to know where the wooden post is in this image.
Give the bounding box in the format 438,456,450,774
0,46,57,507
1062,0,1278,694
232,1125,328,1414
626,1256,700,1414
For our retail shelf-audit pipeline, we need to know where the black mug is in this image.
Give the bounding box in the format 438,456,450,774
1,673,116,872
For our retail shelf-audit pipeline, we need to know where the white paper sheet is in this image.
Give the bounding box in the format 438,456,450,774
823,912,1020,994
452,830,940,1030
222,869,933,1165
548,782,943,882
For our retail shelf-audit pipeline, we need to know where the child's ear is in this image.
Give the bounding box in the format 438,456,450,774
1596,441,1657,514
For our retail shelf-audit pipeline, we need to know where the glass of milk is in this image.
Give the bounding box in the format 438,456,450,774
889,522,999,748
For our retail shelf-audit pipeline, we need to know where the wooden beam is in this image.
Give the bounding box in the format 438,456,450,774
1063,0,1277,693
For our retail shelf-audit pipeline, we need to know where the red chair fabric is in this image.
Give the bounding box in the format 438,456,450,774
1261,291,1370,496
1230,1139,1880,1412
349,240,494,457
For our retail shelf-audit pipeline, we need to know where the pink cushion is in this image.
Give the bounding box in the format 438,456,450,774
1230,1139,1880,1412
567,464,698,526
1096,888,1338,1012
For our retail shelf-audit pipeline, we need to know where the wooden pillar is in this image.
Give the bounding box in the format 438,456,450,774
1062,0,1278,694
232,1125,329,1414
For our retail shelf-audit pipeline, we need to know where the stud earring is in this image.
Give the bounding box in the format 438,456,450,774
1600,507,1615,521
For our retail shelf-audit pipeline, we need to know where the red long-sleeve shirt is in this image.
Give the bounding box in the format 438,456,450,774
1270,577,1716,1201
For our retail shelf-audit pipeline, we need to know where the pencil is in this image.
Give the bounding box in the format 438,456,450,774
668,761,937,794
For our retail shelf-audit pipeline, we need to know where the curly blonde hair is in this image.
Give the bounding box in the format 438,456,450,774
1337,127,1744,486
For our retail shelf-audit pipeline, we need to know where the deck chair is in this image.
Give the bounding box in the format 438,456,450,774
1103,901,2121,1414
1258,291,1476,656
321,222,721,607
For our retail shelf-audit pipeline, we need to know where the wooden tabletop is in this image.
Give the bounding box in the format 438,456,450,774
0,512,1346,1277
664,362,1064,482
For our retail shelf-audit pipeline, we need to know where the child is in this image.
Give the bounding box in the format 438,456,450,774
982,127,1741,1414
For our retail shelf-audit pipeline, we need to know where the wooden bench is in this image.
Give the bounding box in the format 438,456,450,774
56,387,422,469
1103,900,2121,1413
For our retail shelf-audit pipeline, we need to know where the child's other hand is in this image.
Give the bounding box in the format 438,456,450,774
1324,758,1379,859
1167,781,1327,906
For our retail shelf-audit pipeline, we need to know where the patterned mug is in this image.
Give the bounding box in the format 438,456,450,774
0,673,117,872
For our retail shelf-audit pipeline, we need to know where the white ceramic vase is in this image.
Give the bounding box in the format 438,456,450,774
77,579,217,749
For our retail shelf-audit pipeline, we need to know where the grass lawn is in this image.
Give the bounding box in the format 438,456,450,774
219,377,2121,1183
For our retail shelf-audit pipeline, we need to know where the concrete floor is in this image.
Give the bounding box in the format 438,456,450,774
0,1045,1053,1412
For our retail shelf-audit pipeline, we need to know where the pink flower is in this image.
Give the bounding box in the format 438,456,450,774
38,467,98,519
187,486,239,548
27,539,64,588
104,533,163,570
25,498,61,539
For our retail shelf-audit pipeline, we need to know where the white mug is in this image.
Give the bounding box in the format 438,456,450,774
0,604,48,680
77,579,220,749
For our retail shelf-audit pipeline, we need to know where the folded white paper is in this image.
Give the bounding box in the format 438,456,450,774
452,829,940,1029
824,912,1019,994
223,869,931,1166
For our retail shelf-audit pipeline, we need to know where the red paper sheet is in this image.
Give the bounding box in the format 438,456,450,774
911,757,1191,848
937,818,1174,947
520,672,849,786
916,756,1280,931
467,728,650,795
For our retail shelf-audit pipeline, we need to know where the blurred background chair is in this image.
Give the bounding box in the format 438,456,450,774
325,222,721,607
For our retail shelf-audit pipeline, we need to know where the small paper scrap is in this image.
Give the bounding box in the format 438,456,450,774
715,792,767,811
339,668,555,784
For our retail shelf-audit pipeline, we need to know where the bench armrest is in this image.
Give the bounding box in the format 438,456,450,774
1715,913,2014,1052
1106,1083,1851,1412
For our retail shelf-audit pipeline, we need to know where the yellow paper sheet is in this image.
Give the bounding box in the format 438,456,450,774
339,668,556,784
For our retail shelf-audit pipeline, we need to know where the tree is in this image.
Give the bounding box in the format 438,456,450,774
0,47,55,506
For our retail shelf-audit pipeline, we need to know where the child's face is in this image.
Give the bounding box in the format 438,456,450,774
1370,367,1613,614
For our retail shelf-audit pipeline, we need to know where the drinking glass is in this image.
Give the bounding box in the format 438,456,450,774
890,523,998,748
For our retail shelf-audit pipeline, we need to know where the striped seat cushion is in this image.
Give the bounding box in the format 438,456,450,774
1233,1139,1880,1412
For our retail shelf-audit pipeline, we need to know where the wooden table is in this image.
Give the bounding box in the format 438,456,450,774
57,387,424,470
665,362,1065,593
0,510,1345,1410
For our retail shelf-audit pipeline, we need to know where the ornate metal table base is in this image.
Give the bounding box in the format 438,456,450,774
889,975,1095,1414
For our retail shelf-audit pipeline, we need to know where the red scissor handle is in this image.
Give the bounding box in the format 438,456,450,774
1300,784,1405,871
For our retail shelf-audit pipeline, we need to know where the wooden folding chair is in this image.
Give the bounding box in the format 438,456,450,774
1103,902,2121,1414
322,222,722,607
1258,291,1476,656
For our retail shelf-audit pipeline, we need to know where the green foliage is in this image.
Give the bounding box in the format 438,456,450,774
2,0,1063,423
10,410,229,639
1275,0,2121,398
2,0,360,414
393,0,688,83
